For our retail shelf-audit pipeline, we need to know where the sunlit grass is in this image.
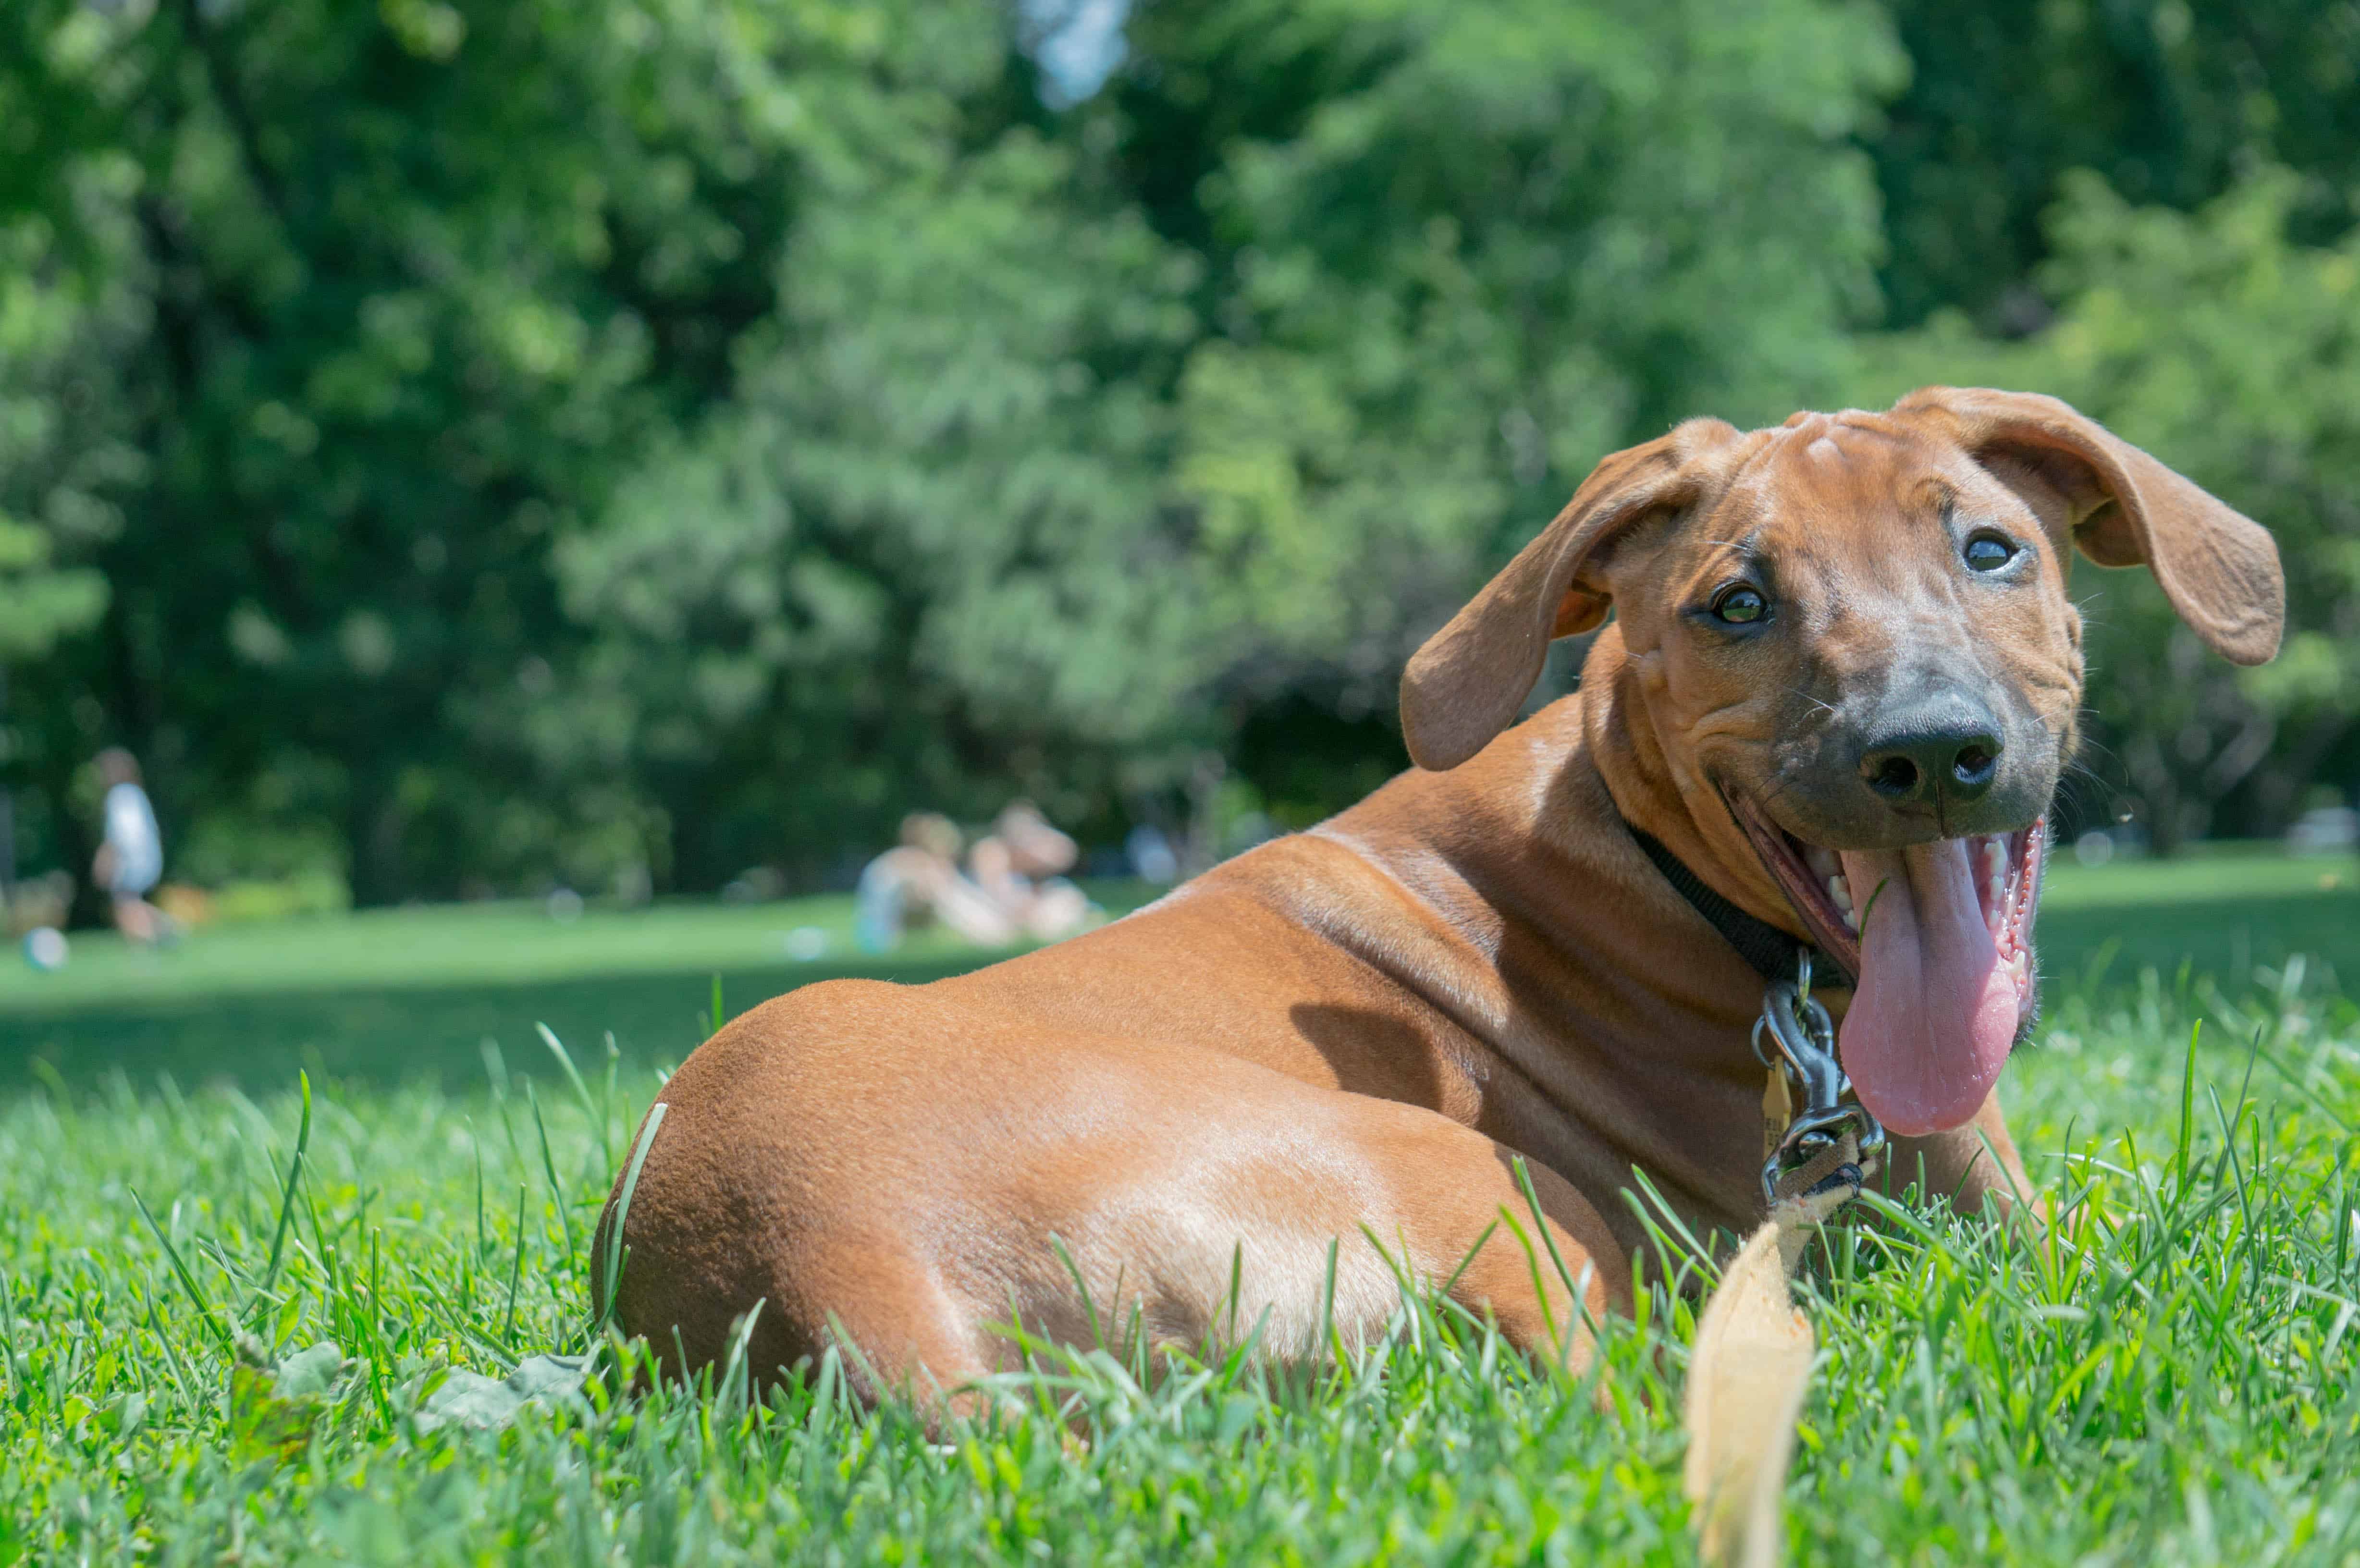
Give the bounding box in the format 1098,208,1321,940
3,945,2357,1559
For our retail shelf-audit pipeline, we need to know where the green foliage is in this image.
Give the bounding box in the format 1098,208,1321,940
0,211,133,662
1873,0,2360,331
0,0,1921,898
555,119,1205,874
0,519,105,666
0,0,913,897
1,0,2357,897
1865,171,2360,845
551,0,1915,864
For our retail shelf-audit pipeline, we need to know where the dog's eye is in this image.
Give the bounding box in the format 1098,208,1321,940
1711,585,1769,625
1964,534,2016,572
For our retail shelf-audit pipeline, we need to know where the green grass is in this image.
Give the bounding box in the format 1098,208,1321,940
0,880,1157,1091
3,847,2350,1094
3,849,2359,1561
0,884,1147,1011
2037,847,2360,996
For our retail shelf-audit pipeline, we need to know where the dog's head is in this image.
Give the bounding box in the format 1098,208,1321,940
1401,387,2283,1136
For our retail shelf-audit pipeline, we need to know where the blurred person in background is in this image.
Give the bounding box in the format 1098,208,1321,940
1124,824,1180,886
970,801,1091,941
854,812,1016,954
91,748,166,945
853,803,1096,954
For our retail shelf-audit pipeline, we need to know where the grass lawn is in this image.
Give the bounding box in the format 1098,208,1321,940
2,847,2351,1094
4,846,2358,1560
0,879,1159,1091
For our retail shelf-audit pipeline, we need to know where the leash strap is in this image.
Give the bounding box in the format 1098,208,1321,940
1626,824,1852,988
1681,959,1883,1568
1683,1130,1866,1568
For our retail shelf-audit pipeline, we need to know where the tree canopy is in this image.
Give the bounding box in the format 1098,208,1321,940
2,0,2353,906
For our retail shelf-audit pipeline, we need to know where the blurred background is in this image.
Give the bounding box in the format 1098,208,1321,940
1,0,2357,936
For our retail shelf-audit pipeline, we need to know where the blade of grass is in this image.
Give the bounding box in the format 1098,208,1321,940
1510,1153,1601,1370
129,1189,232,1353
246,1071,314,1323
1319,1237,1341,1364
536,1023,600,1134
502,1183,528,1351
0,1265,24,1397
525,1079,579,1261
2175,1019,2202,1194
594,1101,668,1337
1049,1234,1107,1350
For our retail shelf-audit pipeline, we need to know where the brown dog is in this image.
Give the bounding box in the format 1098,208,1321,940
598,388,2282,1403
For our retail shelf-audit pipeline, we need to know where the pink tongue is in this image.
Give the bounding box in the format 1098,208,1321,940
1836,840,2017,1136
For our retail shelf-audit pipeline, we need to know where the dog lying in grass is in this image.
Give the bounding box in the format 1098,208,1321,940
596,387,2282,1411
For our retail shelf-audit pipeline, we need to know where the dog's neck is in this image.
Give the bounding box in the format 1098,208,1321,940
1316,658,1820,1239
1577,629,1814,947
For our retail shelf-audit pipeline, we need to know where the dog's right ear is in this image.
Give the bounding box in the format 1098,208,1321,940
1399,418,1740,772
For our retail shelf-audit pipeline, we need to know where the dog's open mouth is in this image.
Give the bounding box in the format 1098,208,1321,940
1727,792,2047,1138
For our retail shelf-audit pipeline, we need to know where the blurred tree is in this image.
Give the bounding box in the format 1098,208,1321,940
552,113,1204,889
1874,0,2360,331
1865,171,2360,849
0,209,137,896
4,0,2351,905
0,220,123,665
0,0,998,901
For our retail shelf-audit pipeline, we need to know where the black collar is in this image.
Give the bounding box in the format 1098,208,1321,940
1625,823,1851,987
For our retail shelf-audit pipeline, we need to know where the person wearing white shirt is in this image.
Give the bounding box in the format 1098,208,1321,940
92,747,165,944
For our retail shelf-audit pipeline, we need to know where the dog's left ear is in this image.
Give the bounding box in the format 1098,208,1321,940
1400,417,1741,771
1898,386,2285,666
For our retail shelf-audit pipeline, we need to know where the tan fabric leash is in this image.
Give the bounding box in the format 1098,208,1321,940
1681,962,1883,1568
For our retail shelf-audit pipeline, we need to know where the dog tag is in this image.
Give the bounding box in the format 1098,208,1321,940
1760,1068,1792,1161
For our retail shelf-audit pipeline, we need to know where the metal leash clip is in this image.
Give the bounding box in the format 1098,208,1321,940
1750,950,1885,1204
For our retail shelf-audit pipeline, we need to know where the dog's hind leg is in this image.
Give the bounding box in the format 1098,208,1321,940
791,1239,1005,1428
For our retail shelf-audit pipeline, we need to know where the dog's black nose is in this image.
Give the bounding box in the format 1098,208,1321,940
1858,700,2003,805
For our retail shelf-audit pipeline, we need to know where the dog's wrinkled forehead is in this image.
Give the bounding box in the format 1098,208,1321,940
1664,412,2040,596
1717,411,1999,538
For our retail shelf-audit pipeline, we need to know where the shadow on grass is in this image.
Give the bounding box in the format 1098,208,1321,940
2036,882,2357,997
0,952,989,1093
3,870,2352,1095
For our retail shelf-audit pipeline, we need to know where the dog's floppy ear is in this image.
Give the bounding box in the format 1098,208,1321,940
1897,386,2284,667
1399,417,1739,772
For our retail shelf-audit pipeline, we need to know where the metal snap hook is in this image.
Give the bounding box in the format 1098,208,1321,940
1757,949,1885,1202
